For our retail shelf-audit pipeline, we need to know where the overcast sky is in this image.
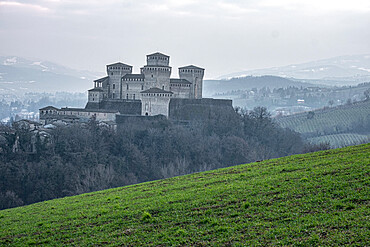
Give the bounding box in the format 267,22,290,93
0,0,369,79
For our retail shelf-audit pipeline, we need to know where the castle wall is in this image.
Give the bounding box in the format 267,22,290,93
59,109,117,122
122,82,144,100
40,107,119,123
170,84,191,98
86,100,142,115
168,98,233,121
116,114,167,129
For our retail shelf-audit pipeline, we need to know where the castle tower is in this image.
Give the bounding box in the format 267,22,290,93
179,65,205,99
88,76,109,104
88,88,104,104
106,62,132,99
141,52,171,91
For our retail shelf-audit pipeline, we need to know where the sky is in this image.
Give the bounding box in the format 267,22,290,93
0,0,369,79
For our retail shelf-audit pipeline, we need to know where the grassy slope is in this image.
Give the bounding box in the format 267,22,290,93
0,144,369,246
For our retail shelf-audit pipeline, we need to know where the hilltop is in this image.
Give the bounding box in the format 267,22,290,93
1,144,369,246
275,100,370,147
203,75,317,97
0,56,101,94
219,54,370,86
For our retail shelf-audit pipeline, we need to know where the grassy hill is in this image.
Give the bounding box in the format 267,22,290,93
1,144,369,246
275,100,370,147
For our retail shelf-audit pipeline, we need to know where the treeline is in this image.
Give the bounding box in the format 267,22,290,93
1,107,308,210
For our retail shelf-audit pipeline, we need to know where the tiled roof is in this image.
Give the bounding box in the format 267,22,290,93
122,74,145,80
93,76,109,83
60,108,119,113
147,52,169,58
88,88,104,92
106,62,132,67
179,65,205,70
39,106,59,110
170,79,192,84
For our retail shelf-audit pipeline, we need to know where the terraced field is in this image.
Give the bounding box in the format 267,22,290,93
275,100,370,147
0,144,369,246
308,133,370,148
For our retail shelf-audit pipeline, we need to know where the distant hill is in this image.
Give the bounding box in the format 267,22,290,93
0,56,102,94
219,54,370,86
203,75,317,97
275,100,370,147
0,144,369,246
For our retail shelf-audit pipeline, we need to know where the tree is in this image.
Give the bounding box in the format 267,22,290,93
364,89,370,101
307,111,315,119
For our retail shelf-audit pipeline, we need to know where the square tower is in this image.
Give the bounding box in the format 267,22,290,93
141,52,171,91
106,62,132,99
179,65,205,99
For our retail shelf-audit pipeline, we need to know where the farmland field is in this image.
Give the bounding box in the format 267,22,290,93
308,133,370,148
275,100,370,147
0,144,369,246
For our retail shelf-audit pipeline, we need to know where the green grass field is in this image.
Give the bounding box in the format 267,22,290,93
1,144,369,246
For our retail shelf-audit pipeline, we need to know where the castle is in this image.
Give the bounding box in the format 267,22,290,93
40,52,232,124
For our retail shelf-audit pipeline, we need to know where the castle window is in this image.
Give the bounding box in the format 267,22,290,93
112,84,115,89
126,94,129,99
133,94,135,100
92,98,95,101
141,85,144,90
127,84,129,90
112,93,115,98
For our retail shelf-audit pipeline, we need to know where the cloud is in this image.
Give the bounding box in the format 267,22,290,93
259,0,370,13
0,1,50,12
0,0,369,78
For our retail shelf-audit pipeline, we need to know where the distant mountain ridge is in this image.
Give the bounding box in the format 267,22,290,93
203,75,319,97
219,54,370,86
0,56,102,94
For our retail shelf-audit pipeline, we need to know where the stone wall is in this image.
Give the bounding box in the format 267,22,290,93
85,100,142,115
168,98,234,121
170,84,191,98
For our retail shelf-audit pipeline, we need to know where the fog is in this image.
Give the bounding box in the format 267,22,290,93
1,0,369,78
